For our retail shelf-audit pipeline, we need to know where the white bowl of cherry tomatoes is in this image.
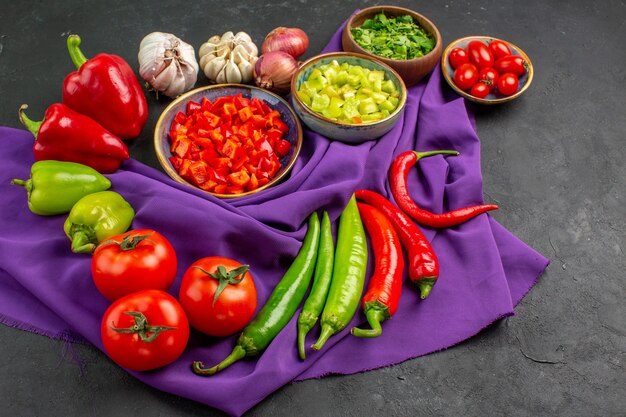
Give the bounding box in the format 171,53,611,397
441,36,533,104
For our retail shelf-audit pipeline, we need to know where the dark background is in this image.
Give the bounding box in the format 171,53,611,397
1,1,624,416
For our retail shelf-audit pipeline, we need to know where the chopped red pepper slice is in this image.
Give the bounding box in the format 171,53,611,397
186,100,201,115
200,97,213,112
168,94,292,195
174,111,187,124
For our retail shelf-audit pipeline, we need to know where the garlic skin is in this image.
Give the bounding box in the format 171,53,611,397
198,31,259,84
138,32,199,98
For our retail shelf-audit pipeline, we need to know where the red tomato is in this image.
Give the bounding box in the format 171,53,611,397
495,55,527,77
453,63,479,91
470,82,490,99
448,47,469,69
92,229,177,301
101,290,189,371
497,73,519,96
467,40,494,69
478,67,499,90
179,256,257,337
274,139,291,157
489,39,512,60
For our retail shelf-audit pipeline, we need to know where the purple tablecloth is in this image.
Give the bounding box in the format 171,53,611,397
0,21,548,417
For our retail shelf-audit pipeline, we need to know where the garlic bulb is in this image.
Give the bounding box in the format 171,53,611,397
198,31,259,84
138,32,199,98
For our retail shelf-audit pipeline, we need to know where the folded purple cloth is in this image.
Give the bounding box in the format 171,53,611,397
0,21,548,417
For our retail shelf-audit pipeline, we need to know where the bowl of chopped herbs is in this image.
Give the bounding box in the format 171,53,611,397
342,5,442,86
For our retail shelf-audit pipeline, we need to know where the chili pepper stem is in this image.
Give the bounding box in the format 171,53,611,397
297,312,317,360
192,345,246,376
351,308,388,338
311,323,338,351
18,105,43,138
414,150,459,159
417,277,437,299
67,34,88,69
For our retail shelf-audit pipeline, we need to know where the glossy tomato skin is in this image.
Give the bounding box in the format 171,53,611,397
478,67,499,90
448,47,469,69
489,39,512,60
92,229,177,301
497,73,519,96
179,256,257,337
470,82,490,99
467,40,494,69
101,290,190,371
495,55,527,77
453,63,479,91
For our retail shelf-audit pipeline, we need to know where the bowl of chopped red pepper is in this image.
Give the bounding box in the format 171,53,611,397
154,84,303,198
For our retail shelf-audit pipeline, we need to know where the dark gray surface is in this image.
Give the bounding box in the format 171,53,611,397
1,1,624,416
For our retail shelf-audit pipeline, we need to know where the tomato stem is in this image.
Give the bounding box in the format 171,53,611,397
109,311,176,343
100,232,154,251
194,264,249,307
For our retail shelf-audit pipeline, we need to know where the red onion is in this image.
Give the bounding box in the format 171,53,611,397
261,27,309,59
254,51,300,96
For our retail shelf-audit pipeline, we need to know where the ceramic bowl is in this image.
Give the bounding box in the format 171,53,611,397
441,36,534,104
341,5,443,87
154,84,302,198
290,52,407,144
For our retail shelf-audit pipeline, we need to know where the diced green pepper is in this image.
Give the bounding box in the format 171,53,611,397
297,61,402,124
311,94,331,112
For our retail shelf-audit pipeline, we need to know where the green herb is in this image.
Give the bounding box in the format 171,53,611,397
351,12,436,60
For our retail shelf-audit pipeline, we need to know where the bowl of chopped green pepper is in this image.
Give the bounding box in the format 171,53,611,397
342,5,442,87
290,52,407,143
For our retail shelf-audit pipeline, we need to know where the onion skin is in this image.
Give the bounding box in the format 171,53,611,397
261,27,309,59
254,51,299,96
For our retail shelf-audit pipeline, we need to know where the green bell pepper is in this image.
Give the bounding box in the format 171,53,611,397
64,190,134,254
11,160,111,216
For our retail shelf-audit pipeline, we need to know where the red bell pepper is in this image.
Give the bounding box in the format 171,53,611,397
19,103,129,174
63,34,148,140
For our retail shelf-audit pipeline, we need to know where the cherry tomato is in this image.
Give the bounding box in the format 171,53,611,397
478,67,499,90
453,63,479,91
497,73,519,96
179,256,257,337
101,290,190,371
467,40,494,69
470,82,490,99
495,55,528,77
92,229,177,301
448,47,469,69
489,39,512,60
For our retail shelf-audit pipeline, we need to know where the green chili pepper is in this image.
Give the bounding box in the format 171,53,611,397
193,212,321,375
11,160,111,216
63,190,134,254
297,210,334,360
312,194,368,352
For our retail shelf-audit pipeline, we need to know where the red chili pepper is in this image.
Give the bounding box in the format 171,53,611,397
390,150,498,228
18,103,129,174
351,202,405,338
355,189,439,299
63,35,148,140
